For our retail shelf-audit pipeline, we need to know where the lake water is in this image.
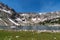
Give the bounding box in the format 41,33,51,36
0,25,60,30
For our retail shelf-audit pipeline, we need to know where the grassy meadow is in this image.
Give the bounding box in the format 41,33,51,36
0,30,60,40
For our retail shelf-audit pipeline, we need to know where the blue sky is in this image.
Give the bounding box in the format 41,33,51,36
0,0,60,12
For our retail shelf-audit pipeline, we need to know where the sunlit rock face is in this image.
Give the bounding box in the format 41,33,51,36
0,2,60,26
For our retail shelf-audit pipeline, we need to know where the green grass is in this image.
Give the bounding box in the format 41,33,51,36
0,30,60,40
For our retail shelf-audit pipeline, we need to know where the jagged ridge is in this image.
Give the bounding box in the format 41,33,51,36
0,2,60,26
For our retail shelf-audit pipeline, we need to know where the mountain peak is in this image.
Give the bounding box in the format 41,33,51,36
0,2,16,15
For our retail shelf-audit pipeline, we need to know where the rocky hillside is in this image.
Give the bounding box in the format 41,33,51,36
0,2,60,26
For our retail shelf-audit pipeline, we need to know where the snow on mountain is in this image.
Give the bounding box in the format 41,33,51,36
0,2,60,26
8,18,19,26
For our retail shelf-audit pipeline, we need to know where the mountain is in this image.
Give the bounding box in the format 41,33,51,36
0,2,60,26
0,2,17,26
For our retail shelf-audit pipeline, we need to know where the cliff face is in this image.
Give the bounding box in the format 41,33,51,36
0,2,17,26
0,2,60,26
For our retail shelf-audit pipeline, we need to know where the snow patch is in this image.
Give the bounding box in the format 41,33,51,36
0,8,11,14
0,18,2,20
8,18,19,26
15,18,22,21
